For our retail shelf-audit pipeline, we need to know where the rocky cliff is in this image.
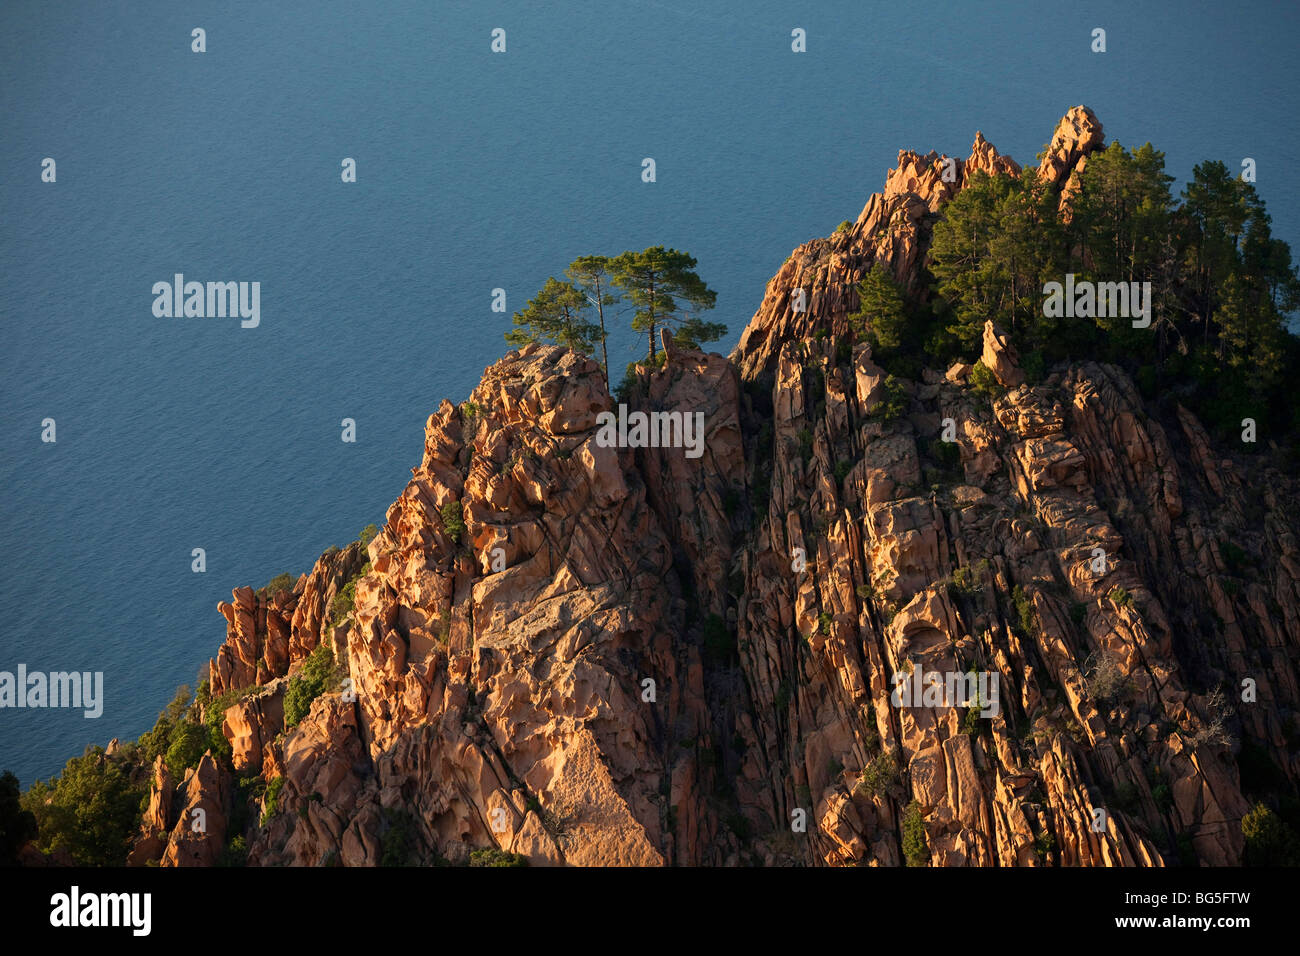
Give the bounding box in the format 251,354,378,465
132,107,1300,867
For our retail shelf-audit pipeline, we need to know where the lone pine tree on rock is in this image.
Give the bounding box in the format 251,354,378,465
566,254,618,391
609,245,723,366
849,263,908,356
504,277,601,355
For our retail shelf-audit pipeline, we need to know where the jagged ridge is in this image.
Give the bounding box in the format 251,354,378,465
128,107,1299,868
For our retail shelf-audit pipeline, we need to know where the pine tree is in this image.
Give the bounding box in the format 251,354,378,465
848,264,907,353
1072,140,1174,285
930,168,1068,357
504,277,600,355
928,171,1019,352
990,167,1066,351
566,255,619,392
1182,160,1252,340
608,246,722,365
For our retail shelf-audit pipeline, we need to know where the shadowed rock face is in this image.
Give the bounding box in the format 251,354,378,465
133,107,1299,867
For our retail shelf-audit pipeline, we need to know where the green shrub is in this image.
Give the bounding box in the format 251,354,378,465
260,776,284,826
237,774,267,805
1034,829,1056,862
218,835,248,867
866,375,909,423
855,751,901,798
835,220,853,234
901,801,928,866
164,721,209,779
818,611,833,637
968,360,1005,399
328,580,356,627
849,265,907,354
469,848,527,867
328,561,371,629
948,565,983,599
358,523,379,548
1108,586,1133,608
138,685,196,766
1012,585,1036,637
440,500,465,544
861,722,880,753
381,809,418,867
1242,802,1300,865
201,683,250,765
19,749,145,866
834,459,853,483
257,573,295,600
284,644,342,729
225,775,263,839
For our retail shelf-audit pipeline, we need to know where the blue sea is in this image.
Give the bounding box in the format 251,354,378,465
3,0,1298,785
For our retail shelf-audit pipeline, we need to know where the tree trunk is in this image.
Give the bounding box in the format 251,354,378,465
647,277,658,363
595,278,610,393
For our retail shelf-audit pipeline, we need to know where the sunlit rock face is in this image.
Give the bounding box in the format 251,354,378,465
131,109,1297,868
